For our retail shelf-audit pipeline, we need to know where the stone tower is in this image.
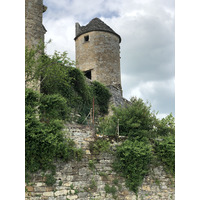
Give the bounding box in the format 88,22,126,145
75,18,122,92
25,0,47,48
25,0,47,91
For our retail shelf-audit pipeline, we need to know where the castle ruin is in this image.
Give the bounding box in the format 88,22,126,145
25,0,47,90
75,18,122,94
25,0,47,48
25,4,175,200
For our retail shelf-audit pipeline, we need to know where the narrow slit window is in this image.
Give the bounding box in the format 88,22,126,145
84,35,89,42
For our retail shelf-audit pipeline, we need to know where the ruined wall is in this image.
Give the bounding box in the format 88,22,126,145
25,124,175,200
25,0,47,90
25,0,47,48
76,31,122,90
107,85,128,106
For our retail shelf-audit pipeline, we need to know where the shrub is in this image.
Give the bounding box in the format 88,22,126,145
113,139,152,193
41,64,92,121
154,134,175,176
89,138,110,154
98,96,157,140
25,88,40,108
90,81,111,114
157,113,175,136
97,116,117,136
45,174,56,186
39,93,70,121
25,88,83,175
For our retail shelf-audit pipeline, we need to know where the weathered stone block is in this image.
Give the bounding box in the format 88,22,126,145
85,150,91,155
66,195,78,200
79,167,89,176
54,190,68,196
43,192,54,197
34,186,46,192
26,186,34,192
142,185,151,191
36,182,45,187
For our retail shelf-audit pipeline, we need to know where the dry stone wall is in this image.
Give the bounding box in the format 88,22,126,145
25,124,175,200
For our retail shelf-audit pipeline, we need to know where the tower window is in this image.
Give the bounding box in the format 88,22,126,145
84,35,89,42
84,70,92,79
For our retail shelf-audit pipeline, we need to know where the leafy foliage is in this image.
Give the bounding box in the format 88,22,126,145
89,138,110,154
25,44,111,184
98,96,175,193
25,88,83,174
90,81,111,114
44,174,56,186
25,43,45,90
157,113,175,136
39,93,70,121
154,134,175,175
26,43,111,123
104,183,117,197
113,139,152,194
25,43,175,193
98,97,157,140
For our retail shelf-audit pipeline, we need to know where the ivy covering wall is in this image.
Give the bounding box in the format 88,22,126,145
25,45,111,181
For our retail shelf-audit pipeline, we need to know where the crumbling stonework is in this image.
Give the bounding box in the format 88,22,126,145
25,0,47,48
25,0,47,90
25,124,175,200
75,18,122,92
107,85,129,107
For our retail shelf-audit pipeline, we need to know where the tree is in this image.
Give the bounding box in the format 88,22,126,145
98,96,157,140
25,41,75,90
157,113,175,136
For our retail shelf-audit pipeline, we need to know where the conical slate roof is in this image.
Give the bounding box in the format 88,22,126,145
74,18,121,43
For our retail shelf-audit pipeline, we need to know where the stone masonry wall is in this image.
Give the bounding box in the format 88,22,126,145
25,0,47,91
25,124,175,200
25,0,47,48
76,31,121,89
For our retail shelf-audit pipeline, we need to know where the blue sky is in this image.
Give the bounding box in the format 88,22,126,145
43,0,175,118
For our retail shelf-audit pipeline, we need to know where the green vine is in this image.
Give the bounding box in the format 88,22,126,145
154,135,175,176
25,88,83,182
113,139,152,194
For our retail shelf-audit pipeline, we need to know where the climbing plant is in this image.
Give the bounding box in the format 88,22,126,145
113,139,152,194
97,96,175,193
25,88,83,175
90,81,111,114
154,134,175,176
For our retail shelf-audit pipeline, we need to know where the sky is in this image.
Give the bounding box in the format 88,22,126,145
43,0,175,119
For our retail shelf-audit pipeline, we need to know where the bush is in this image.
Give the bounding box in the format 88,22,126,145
154,135,175,176
89,138,110,154
98,95,175,190
157,113,175,136
56,137,83,162
113,139,152,193
90,81,111,114
25,88,83,174
25,88,40,108
45,174,56,186
26,46,111,124
41,64,92,120
39,93,70,121
98,96,157,140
